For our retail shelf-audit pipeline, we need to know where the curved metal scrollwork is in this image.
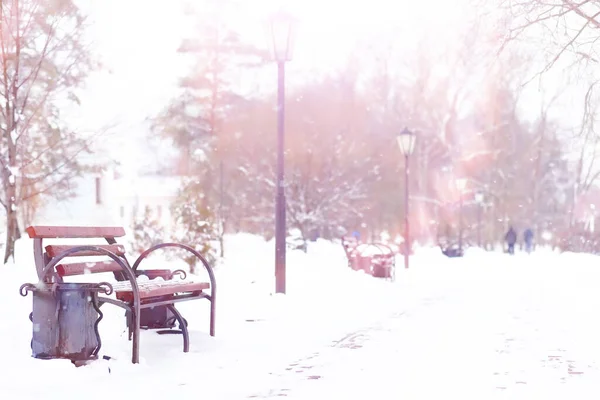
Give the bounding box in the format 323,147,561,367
90,293,104,357
97,282,114,295
19,283,37,297
170,269,187,280
19,281,114,297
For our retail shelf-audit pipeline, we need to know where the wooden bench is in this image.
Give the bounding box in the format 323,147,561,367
438,239,464,258
24,225,217,364
341,235,359,269
341,236,395,279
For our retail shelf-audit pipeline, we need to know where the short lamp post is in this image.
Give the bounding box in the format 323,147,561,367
267,10,295,294
456,178,467,254
475,191,484,248
396,128,416,269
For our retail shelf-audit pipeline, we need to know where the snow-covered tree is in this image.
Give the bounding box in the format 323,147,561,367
130,206,164,255
274,74,378,243
170,180,218,273
151,0,265,257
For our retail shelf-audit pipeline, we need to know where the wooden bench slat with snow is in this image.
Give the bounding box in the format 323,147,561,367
55,261,123,277
46,244,126,258
112,280,210,302
25,225,217,364
26,225,126,239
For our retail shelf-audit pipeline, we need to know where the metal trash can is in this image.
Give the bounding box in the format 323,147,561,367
371,256,393,278
356,255,373,274
135,269,186,330
20,282,112,362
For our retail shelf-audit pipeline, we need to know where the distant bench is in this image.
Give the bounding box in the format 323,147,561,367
21,225,216,364
341,236,395,278
438,241,464,258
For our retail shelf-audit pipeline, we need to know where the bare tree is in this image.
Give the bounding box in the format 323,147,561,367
501,0,600,72
528,90,562,229
0,0,94,262
566,80,600,227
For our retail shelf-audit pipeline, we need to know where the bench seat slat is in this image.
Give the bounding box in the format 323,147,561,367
113,280,210,301
56,261,123,277
26,226,126,239
45,244,126,258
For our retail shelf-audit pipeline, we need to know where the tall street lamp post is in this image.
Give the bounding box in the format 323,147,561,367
396,128,416,269
475,191,484,248
456,178,467,255
268,10,295,294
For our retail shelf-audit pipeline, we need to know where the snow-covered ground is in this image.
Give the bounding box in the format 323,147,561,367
2,235,600,399
254,248,600,399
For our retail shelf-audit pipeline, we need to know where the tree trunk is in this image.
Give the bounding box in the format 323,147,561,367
4,122,20,264
218,160,225,258
4,204,19,263
218,216,225,259
4,121,20,263
2,0,21,264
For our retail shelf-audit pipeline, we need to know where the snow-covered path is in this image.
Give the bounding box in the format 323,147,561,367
4,236,600,400
249,254,600,399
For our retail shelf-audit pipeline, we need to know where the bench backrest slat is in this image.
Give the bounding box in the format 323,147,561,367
45,244,126,258
26,225,128,281
56,261,123,277
26,226,126,239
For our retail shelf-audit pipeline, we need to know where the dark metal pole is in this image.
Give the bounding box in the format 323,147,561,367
404,154,409,269
275,61,286,294
459,191,463,254
219,159,224,257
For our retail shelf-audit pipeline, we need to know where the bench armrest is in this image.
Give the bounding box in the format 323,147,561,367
131,243,217,300
356,242,394,256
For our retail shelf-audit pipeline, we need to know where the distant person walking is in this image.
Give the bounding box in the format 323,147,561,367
505,226,517,255
523,228,534,253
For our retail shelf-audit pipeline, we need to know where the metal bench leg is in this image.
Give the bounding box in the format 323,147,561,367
129,316,133,341
124,310,133,340
166,305,189,352
132,308,140,363
209,297,216,337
